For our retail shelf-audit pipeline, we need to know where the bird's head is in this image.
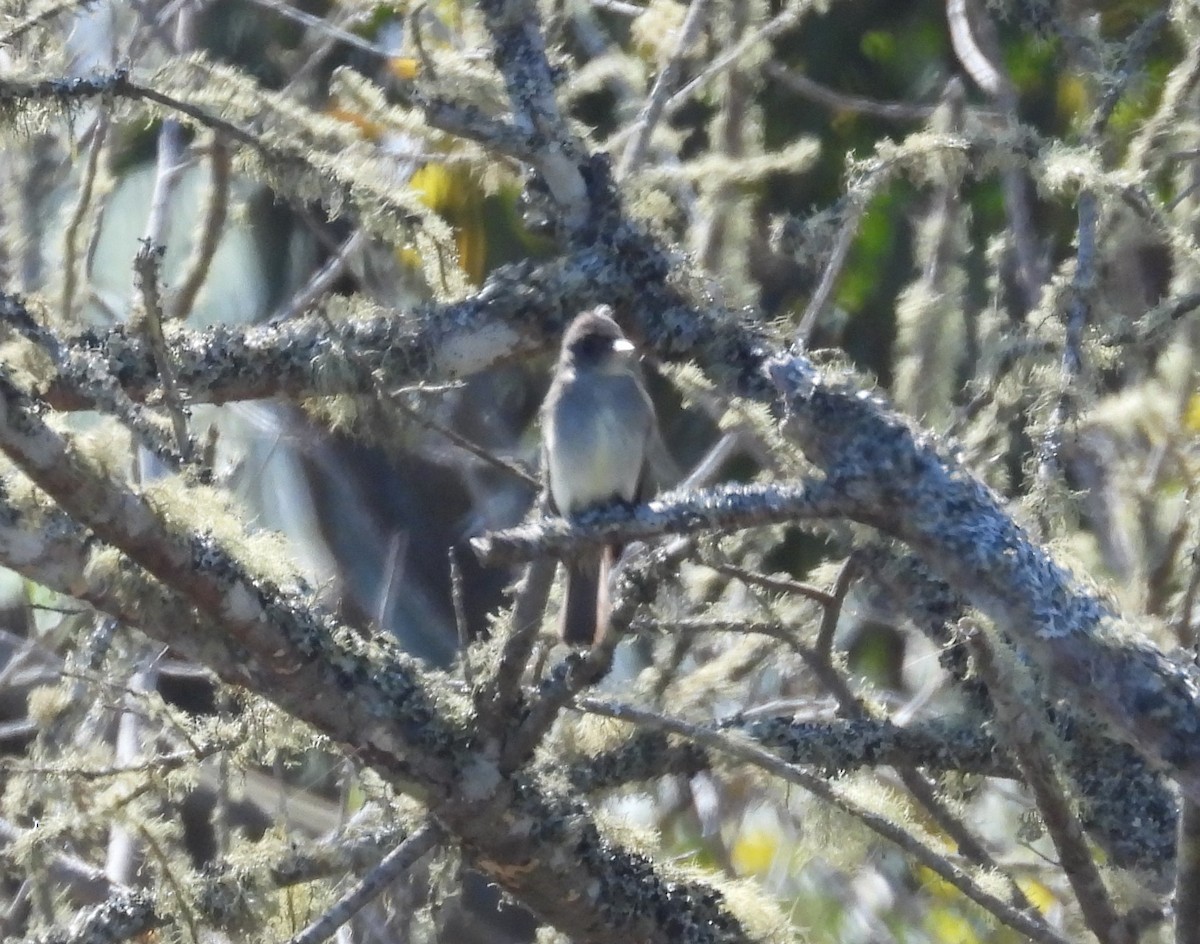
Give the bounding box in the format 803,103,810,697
560,306,636,372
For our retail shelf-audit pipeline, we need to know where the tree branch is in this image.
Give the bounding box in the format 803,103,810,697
471,481,844,565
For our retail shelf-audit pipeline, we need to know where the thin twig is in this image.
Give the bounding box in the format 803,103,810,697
105,661,158,886
1177,544,1200,647
814,557,857,658
1037,189,1097,480
170,135,231,323
694,0,749,269
449,549,472,687
946,0,1007,97
1087,10,1168,138
1176,798,1200,944
134,241,192,461
795,191,871,345
618,0,712,176
589,0,643,14
606,2,815,153
272,231,364,322
241,0,395,59
702,559,834,607
946,0,1043,311
283,820,442,944
966,625,1131,944
475,556,557,740
390,393,541,490
61,113,109,322
765,62,936,123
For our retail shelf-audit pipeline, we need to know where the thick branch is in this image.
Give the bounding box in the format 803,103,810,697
471,481,843,565
476,0,590,222
566,717,1017,793
766,356,1200,801
0,390,756,944
37,252,604,410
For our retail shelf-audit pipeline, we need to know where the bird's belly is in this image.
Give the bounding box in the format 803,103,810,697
547,404,643,511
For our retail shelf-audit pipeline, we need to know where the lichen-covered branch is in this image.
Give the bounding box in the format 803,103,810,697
470,481,844,565
577,697,1069,944
0,376,756,944
766,355,1200,802
566,716,1017,794
475,0,590,224
38,252,609,410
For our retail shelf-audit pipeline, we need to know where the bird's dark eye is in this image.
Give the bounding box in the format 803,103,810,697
570,332,611,362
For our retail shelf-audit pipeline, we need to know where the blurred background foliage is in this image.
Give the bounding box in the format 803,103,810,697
0,0,1198,941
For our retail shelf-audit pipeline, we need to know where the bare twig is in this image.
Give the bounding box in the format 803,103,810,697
390,392,540,490
794,199,863,344
1178,544,1200,647
618,0,712,176
701,559,834,607
271,231,364,322
966,625,1131,944
1176,798,1200,944
283,820,442,944
606,2,817,152
765,62,936,123
475,556,556,740
170,135,231,323
134,241,192,461
1036,189,1097,481
813,556,857,659
449,549,472,686
61,113,109,322
104,660,159,886
242,0,395,59
946,0,1008,97
946,0,1042,310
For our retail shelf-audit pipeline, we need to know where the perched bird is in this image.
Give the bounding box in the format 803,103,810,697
541,306,660,645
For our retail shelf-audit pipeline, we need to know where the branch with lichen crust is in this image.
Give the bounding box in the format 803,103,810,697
765,355,1200,803
566,716,1017,794
577,697,1069,944
39,251,610,411
475,0,590,224
37,890,160,944
0,379,758,944
36,199,1200,828
470,481,845,565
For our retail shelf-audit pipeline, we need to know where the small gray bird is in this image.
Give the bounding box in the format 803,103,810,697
542,307,659,646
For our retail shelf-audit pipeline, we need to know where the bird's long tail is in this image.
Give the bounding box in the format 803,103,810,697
561,547,613,646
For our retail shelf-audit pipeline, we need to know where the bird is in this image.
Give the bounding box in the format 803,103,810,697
541,306,660,646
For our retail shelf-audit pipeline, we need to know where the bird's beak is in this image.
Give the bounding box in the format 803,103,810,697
612,338,635,353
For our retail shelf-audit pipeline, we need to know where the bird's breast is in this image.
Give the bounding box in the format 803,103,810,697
545,374,650,512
